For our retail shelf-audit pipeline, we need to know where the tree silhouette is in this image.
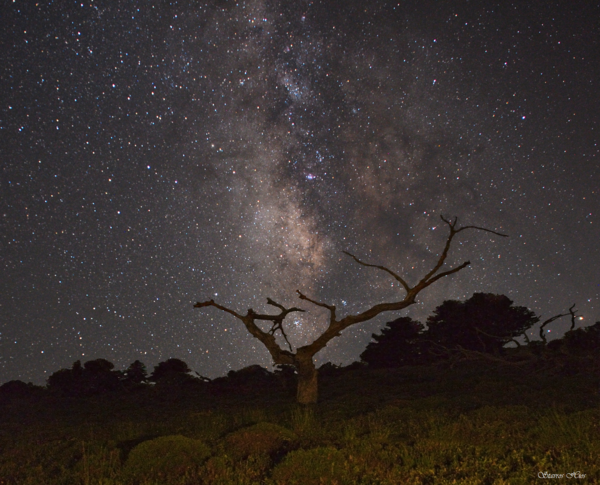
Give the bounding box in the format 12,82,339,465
150,358,191,382
47,360,84,396
0,380,43,402
124,360,148,385
195,216,507,404
47,359,120,395
557,321,600,356
360,317,425,368
83,358,115,374
425,293,539,355
82,358,120,393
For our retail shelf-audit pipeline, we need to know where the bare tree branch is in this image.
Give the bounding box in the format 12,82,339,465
454,227,509,239
266,298,286,312
539,311,569,344
567,304,578,331
293,216,509,358
194,298,303,365
268,320,294,352
416,216,508,289
342,251,410,293
248,299,306,322
296,289,337,322
472,325,523,351
193,299,243,320
424,337,534,367
417,215,460,285
420,261,471,287
195,215,508,404
453,345,534,366
296,290,336,312
537,304,578,344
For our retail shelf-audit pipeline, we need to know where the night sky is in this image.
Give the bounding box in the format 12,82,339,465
2,1,598,385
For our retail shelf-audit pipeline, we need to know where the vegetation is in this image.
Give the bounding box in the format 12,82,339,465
194,216,508,404
360,317,425,368
361,293,541,367
425,293,538,355
123,435,211,482
0,311,598,484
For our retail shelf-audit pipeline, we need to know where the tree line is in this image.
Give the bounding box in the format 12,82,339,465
360,292,599,373
1,291,597,401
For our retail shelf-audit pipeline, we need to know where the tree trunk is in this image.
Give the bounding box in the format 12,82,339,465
295,355,318,404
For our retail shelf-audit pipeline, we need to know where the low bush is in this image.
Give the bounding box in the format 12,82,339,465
223,421,297,458
124,434,210,482
269,446,350,484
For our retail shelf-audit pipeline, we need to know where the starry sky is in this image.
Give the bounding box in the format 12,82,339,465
1,0,598,385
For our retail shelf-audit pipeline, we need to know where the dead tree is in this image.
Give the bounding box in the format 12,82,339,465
194,216,507,404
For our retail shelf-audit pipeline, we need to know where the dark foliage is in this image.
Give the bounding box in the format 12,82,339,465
1,358,599,484
47,360,84,396
0,380,44,402
227,364,272,382
47,359,121,396
82,358,121,393
318,362,341,376
543,322,600,375
148,359,206,395
360,317,425,368
84,358,115,374
559,322,600,355
273,364,298,391
124,360,148,384
425,293,539,355
212,365,278,394
31,319,600,404
150,358,191,382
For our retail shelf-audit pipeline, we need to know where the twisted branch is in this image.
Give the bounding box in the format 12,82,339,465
416,216,508,289
265,299,296,351
193,298,304,363
342,251,410,293
294,216,508,357
296,290,337,325
538,304,577,344
567,304,578,331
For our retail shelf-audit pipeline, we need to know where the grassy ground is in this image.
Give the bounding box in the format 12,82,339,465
0,362,598,484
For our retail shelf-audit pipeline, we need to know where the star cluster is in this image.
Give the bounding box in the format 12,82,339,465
1,0,598,384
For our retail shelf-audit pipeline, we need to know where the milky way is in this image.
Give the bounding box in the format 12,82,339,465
1,0,598,384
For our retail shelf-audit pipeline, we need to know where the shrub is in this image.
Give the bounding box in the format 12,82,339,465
124,434,210,481
224,422,297,458
270,446,350,484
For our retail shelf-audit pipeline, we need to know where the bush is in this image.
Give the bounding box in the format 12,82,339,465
224,422,297,458
270,446,350,484
124,434,210,481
